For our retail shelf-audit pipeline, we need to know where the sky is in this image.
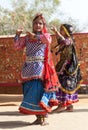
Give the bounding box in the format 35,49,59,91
0,0,88,32
57,0,88,32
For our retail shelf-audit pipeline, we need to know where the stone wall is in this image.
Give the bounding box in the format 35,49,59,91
0,33,88,93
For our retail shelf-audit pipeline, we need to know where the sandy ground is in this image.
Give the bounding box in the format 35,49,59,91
0,94,88,130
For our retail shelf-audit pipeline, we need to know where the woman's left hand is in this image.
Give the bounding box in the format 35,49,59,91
26,31,36,38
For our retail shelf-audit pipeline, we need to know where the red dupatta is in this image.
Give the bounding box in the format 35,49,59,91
44,43,61,92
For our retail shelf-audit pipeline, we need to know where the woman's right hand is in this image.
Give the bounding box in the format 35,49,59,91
16,27,23,35
50,25,57,33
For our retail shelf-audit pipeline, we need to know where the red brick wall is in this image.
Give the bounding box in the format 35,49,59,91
51,33,88,84
0,36,24,84
74,33,88,83
0,33,88,93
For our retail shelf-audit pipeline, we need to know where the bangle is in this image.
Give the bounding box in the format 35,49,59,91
14,34,20,41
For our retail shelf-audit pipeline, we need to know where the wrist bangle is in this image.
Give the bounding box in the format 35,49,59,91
14,34,20,41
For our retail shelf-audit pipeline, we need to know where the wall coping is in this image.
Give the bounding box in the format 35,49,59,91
0,33,88,39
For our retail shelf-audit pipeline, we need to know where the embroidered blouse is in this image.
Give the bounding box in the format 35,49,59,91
14,33,60,91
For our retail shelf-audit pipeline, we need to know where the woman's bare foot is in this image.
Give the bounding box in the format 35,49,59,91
52,106,66,113
66,105,73,112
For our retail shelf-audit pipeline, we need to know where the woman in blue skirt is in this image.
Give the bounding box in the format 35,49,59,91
14,13,60,125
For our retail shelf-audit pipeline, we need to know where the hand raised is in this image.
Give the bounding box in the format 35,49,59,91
16,27,23,35
26,31,35,38
50,25,57,32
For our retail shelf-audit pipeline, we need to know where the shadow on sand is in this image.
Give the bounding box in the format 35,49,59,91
0,121,31,129
51,108,88,114
78,94,88,99
0,111,25,116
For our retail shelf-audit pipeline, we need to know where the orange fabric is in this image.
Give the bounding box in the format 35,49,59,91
44,44,61,92
62,100,79,107
19,107,47,115
49,99,59,107
39,102,52,113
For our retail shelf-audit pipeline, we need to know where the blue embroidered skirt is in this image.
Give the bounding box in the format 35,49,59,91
19,79,58,115
19,79,46,115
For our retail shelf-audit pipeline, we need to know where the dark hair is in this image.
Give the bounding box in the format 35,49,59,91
62,24,73,36
62,24,75,44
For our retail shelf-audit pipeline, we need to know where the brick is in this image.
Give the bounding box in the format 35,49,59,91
0,33,88,93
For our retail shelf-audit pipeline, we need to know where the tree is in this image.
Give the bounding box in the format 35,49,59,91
0,0,60,35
